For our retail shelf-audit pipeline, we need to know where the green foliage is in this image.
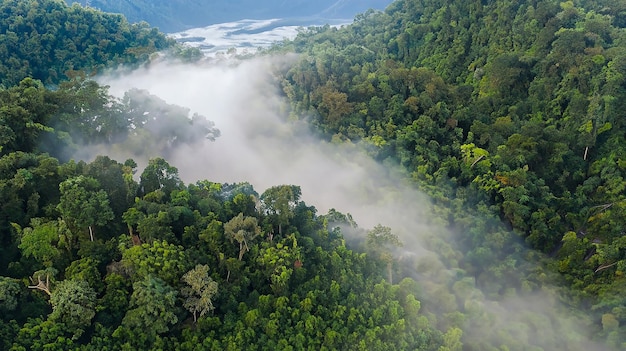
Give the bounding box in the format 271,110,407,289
139,158,183,197
121,239,189,286
0,78,55,156
64,257,103,293
16,218,64,267
1,0,625,349
366,224,403,284
49,279,96,336
224,213,261,260
0,277,21,312
116,275,178,344
0,0,175,86
57,175,114,240
181,264,218,322
261,185,302,236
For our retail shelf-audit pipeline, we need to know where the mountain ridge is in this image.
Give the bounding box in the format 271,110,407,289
65,0,395,32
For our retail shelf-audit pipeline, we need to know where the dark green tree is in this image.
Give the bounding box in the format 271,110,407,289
49,279,96,337
57,175,114,241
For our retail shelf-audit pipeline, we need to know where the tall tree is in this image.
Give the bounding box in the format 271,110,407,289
181,264,218,322
57,175,114,241
0,78,55,156
138,157,183,197
224,213,261,261
261,185,301,236
366,224,402,284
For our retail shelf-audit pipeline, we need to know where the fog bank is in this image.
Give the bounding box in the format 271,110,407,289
96,57,607,350
99,58,432,230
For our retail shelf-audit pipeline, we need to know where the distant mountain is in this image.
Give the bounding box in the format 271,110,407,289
65,0,395,32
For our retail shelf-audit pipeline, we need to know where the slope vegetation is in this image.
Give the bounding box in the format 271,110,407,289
276,0,626,347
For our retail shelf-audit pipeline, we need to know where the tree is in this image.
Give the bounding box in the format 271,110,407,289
0,277,21,312
318,84,354,130
57,175,114,241
64,257,103,294
119,89,220,157
224,213,261,261
49,279,96,336
53,78,126,147
121,239,188,285
118,275,178,341
256,235,300,295
261,185,301,236
181,264,218,322
139,157,183,197
15,218,65,266
439,327,463,351
84,156,134,224
0,78,55,156
366,224,402,284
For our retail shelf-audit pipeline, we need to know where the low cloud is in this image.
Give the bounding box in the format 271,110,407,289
95,57,607,350
98,57,432,227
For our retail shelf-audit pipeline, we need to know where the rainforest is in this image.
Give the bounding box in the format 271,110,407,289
0,0,625,350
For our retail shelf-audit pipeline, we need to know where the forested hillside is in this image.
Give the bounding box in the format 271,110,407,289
0,0,200,87
0,0,625,350
272,0,626,347
64,0,394,33
3,2,443,349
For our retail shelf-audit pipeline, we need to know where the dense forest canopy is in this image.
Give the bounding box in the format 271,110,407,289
0,0,195,87
272,0,626,347
0,0,624,350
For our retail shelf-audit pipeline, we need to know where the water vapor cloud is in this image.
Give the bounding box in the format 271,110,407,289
95,57,607,351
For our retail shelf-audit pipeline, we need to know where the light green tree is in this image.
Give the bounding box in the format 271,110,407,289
224,213,261,261
181,264,218,322
14,218,75,265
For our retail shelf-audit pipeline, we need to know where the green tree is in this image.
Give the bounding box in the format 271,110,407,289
261,185,301,236
57,175,114,241
0,277,21,312
439,327,463,351
224,213,261,261
366,224,402,284
139,157,183,197
181,264,218,322
49,279,96,337
121,239,188,285
0,78,55,156
117,275,178,342
64,257,103,293
84,156,134,227
15,218,67,266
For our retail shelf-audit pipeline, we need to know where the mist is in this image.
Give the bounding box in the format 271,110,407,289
94,57,607,350
98,58,432,228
